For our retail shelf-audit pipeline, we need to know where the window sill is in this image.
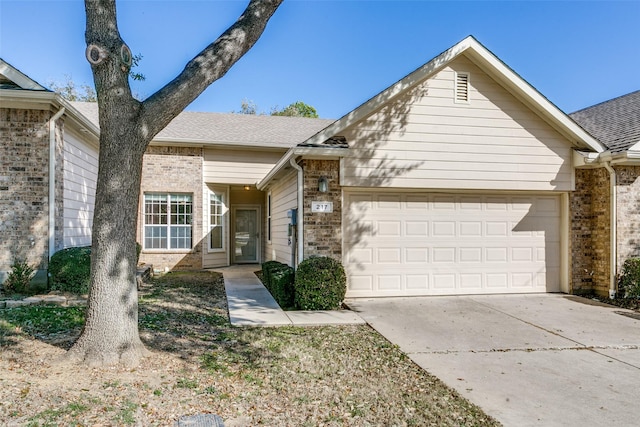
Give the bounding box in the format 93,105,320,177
142,249,193,254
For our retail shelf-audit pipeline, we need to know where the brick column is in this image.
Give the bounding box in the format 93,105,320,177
570,168,610,296
302,159,342,261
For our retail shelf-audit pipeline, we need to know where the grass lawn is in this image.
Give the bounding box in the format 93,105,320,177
0,271,499,426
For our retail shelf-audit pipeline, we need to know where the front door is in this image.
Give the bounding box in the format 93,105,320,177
233,206,260,263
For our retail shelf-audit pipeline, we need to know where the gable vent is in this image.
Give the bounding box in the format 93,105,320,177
455,72,469,103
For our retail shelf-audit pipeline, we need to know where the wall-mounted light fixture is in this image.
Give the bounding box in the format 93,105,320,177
244,185,251,191
318,176,329,193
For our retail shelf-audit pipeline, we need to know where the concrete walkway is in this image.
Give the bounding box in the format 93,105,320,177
217,264,365,327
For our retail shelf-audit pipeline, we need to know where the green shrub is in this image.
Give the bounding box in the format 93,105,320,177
3,259,35,294
294,256,346,310
261,261,282,290
261,261,295,309
48,246,92,295
136,242,142,263
270,265,295,309
618,258,640,298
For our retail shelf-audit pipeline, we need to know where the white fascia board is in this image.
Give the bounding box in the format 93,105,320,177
626,140,640,152
0,59,47,90
587,150,640,167
0,88,57,107
256,147,348,190
610,150,640,165
0,90,100,144
573,150,600,168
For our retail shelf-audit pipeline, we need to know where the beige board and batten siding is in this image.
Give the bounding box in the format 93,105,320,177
264,170,297,266
62,130,98,248
340,56,574,191
203,148,283,185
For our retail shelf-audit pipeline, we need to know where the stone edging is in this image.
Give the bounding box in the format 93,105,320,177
1,265,153,309
0,294,86,309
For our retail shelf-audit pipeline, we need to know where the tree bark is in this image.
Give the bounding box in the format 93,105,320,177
68,0,283,367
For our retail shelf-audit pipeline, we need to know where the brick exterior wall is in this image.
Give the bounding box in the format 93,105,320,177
572,166,640,297
138,146,204,271
302,159,342,261
615,166,640,266
0,108,62,284
571,169,595,294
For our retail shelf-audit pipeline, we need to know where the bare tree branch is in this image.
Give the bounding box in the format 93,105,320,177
141,0,284,139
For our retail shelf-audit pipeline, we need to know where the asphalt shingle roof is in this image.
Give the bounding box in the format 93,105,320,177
71,102,335,149
569,90,640,153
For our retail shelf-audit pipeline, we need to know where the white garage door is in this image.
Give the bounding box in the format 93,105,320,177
344,192,561,297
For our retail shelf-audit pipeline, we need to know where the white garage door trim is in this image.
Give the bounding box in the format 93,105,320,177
343,191,567,297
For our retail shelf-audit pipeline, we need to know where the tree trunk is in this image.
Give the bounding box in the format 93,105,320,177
68,0,283,367
67,127,149,366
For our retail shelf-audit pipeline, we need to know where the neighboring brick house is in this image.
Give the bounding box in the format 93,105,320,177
1,37,639,300
569,91,640,297
0,59,100,285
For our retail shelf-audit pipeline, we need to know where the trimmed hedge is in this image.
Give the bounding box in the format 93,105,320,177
48,246,92,295
261,261,295,309
294,256,346,310
618,258,640,298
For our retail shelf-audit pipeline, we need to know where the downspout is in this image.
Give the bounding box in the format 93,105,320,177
290,158,304,268
602,162,617,299
48,107,65,260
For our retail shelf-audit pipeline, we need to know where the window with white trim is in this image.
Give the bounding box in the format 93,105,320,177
209,190,226,251
144,193,193,249
455,71,470,103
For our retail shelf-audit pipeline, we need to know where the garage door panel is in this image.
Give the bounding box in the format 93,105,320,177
512,247,533,262
405,247,429,263
377,248,401,263
459,221,482,236
349,275,373,291
460,273,482,289
460,247,482,262
344,192,562,297
406,274,429,290
378,275,402,291
405,221,429,236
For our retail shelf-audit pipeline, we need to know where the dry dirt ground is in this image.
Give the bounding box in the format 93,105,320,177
1,271,499,426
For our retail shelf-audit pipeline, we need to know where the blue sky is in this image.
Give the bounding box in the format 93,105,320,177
1,0,639,119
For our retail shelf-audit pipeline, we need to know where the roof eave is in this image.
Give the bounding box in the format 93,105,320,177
257,146,348,190
0,89,100,141
0,59,48,90
149,137,293,151
460,40,605,153
297,36,606,154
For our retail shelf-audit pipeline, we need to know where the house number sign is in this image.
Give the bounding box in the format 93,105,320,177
311,201,333,213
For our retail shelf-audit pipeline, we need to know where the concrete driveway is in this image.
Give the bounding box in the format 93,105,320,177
346,294,640,427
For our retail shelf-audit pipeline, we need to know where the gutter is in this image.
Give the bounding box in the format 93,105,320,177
289,158,304,268
602,161,617,299
48,107,66,260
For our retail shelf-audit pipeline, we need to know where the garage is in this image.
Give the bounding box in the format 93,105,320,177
343,191,563,297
